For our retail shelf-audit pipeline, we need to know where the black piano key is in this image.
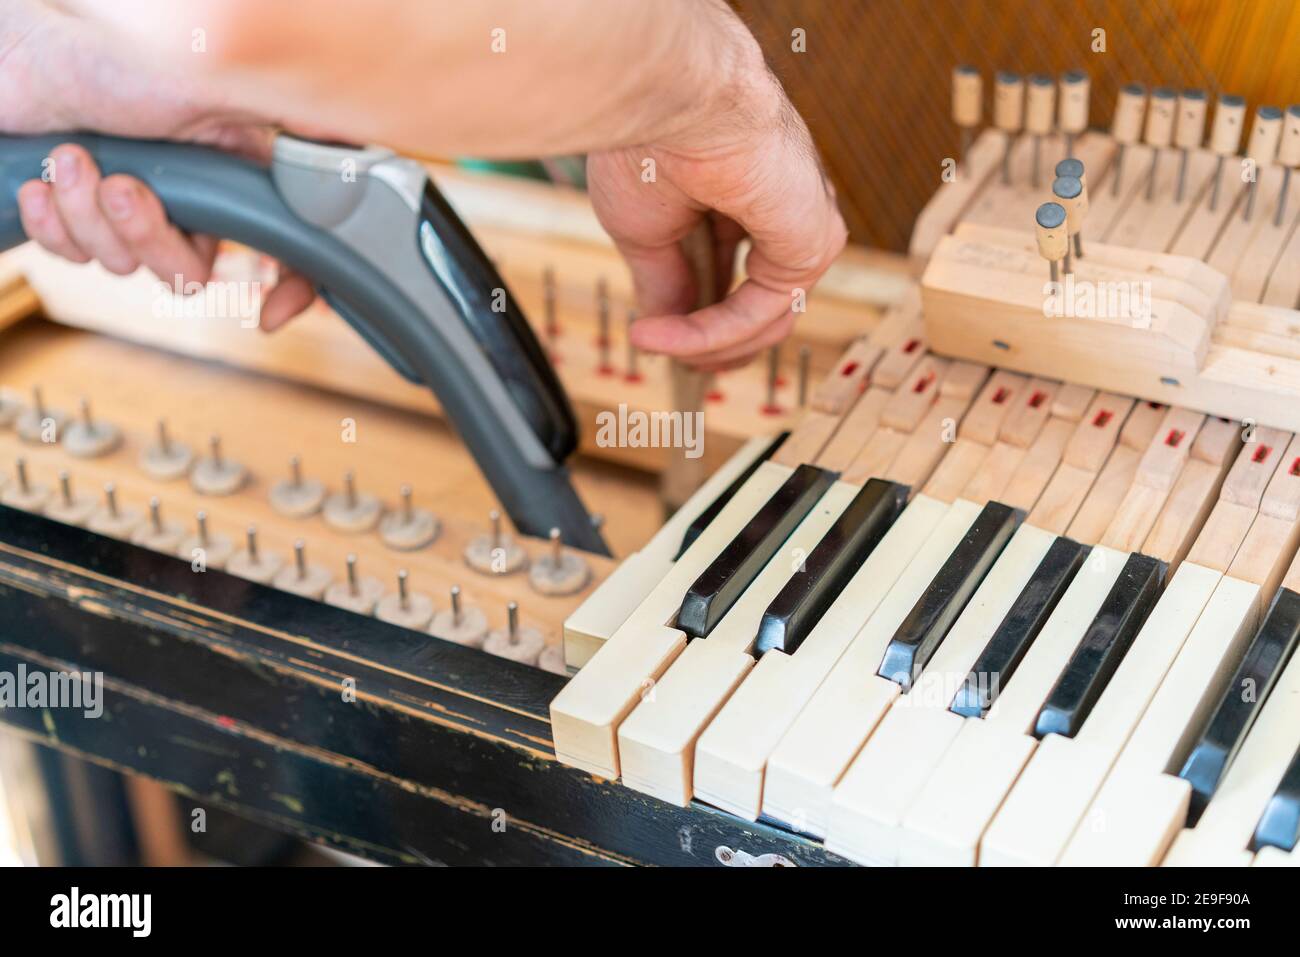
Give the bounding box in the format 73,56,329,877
1179,586,1300,825
1252,740,1300,852
1033,552,1165,740
674,432,789,560
754,479,909,655
950,536,1088,719
877,501,1021,691
676,463,837,638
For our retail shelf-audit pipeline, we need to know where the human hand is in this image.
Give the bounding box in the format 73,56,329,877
3,1,316,330
586,41,846,373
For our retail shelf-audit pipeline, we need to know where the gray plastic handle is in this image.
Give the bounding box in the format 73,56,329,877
0,134,608,555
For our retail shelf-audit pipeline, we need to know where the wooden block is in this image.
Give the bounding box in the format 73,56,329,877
939,360,990,401
880,355,947,432
999,377,1059,448
1052,383,1097,422
958,371,1027,445
1186,500,1260,573
814,387,890,474
1260,433,1300,522
1141,460,1232,568
1064,393,1134,471
923,438,989,503
811,339,881,415
1221,427,1292,508
1192,417,1242,466
961,441,1025,506
771,411,842,468
842,427,909,486
1001,418,1075,514
1119,401,1171,451
1136,407,1205,490
1069,446,1141,545
1226,512,1300,596
1029,462,1099,536
886,396,971,491
871,321,926,390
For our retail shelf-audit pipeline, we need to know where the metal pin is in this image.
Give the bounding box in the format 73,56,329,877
1074,234,1085,260
400,484,413,524
79,398,94,430
549,526,562,565
196,510,210,546
104,482,119,518
1032,135,1042,189
246,525,259,562
625,309,640,381
32,387,45,419
507,600,520,644
344,470,357,509
1176,149,1190,203
1146,148,1160,202
294,539,307,579
290,455,303,489
543,266,557,338
960,127,973,165
346,553,359,595
157,420,172,454
1278,167,1293,228
15,458,29,494
596,278,612,372
1244,178,1259,222
59,470,72,506
765,345,780,411
1209,156,1225,211
451,585,463,626
397,569,410,610
149,496,163,534
490,509,502,549
1063,246,1074,277
1050,260,1060,285
1111,144,1126,197
798,346,811,408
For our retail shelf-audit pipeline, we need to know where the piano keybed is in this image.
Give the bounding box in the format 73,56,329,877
0,315,641,672
553,292,1300,867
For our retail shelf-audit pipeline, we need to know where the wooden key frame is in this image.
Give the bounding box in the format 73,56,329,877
920,226,1300,432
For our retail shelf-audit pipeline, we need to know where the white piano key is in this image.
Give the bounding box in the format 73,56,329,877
692,496,948,819
550,461,793,779
616,479,859,804
825,524,1057,865
762,497,983,836
1060,573,1262,865
981,560,1222,866
896,545,1129,866
1163,643,1300,866
1253,846,1299,866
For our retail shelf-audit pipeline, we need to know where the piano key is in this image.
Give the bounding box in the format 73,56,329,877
923,438,990,503
693,496,949,819
810,339,880,415
1163,638,1300,865
950,535,1089,718
958,371,1027,445
1050,382,1096,422
1252,741,1300,852
870,324,926,390
895,545,1130,866
938,361,990,402
564,434,782,668
762,498,986,835
756,479,909,655
1139,417,1240,571
879,356,947,432
824,523,1058,865
617,475,862,803
1034,553,1165,738
1099,409,1206,552
815,388,890,473
998,378,1058,449
877,501,1021,689
886,396,975,490
1178,586,1300,822
999,417,1075,512
551,459,802,778
1063,393,1135,472
1059,444,1300,864
981,560,1221,866
676,464,838,638
675,432,788,560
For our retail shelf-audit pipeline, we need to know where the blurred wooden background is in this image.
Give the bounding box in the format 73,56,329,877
734,0,1300,251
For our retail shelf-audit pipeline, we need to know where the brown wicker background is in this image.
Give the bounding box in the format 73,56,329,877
733,0,1300,251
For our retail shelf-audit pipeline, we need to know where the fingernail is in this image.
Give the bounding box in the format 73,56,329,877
57,152,79,187
104,185,135,220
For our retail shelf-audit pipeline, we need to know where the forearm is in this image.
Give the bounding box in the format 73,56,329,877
65,0,775,157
